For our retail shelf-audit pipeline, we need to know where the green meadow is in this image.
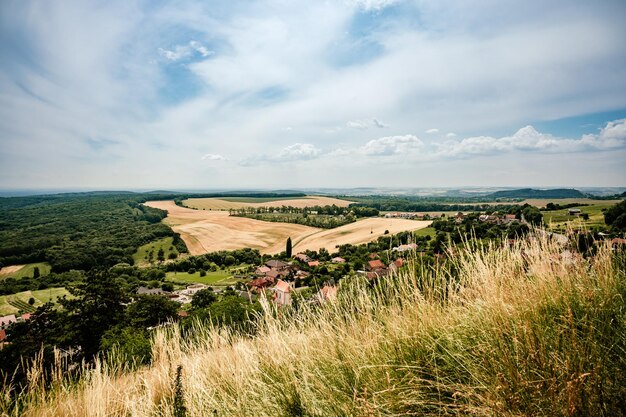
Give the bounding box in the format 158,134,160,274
0,262,51,280
0,287,70,316
132,237,178,266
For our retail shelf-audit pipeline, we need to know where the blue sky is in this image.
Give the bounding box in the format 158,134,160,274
0,0,625,190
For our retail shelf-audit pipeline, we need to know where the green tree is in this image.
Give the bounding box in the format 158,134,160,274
125,295,179,328
191,288,217,309
101,326,152,366
157,248,165,262
28,297,35,305
33,266,40,279
286,237,292,258
60,270,128,359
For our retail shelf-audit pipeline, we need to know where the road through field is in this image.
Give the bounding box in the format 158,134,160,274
145,201,432,255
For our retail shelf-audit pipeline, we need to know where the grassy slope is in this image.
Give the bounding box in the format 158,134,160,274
543,203,614,231
0,287,69,316
132,237,177,266
0,262,51,280
165,270,233,286
5,235,625,416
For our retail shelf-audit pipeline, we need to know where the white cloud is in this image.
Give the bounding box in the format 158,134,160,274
240,143,321,166
158,40,213,61
446,132,457,138
346,120,370,129
352,0,399,11
437,119,626,158
347,118,389,129
360,134,423,156
426,128,439,134
201,153,227,161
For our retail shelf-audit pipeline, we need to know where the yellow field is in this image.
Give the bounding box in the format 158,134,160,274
183,196,353,210
0,265,24,276
293,217,432,253
144,201,431,255
144,201,320,255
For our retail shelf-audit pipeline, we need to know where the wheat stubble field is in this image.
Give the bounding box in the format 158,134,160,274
145,197,431,255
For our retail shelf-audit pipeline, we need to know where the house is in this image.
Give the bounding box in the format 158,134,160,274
267,268,289,280
295,253,311,263
308,260,320,268
316,285,338,303
136,286,168,296
331,257,346,263
177,311,189,318
179,284,207,296
367,259,385,271
273,279,292,306
265,260,290,270
248,277,274,292
0,314,17,329
0,329,6,343
392,243,418,252
568,208,582,215
255,266,271,275
21,313,32,321
295,270,310,280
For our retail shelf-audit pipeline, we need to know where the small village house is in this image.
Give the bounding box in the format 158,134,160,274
273,279,292,306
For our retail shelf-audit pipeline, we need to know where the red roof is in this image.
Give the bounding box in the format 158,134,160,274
308,261,320,267
177,311,189,317
394,258,404,268
21,313,32,321
612,238,626,245
0,329,6,343
368,260,385,270
274,279,291,293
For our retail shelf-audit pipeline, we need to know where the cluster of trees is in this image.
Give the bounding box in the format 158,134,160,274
541,202,589,211
230,205,379,229
0,194,186,271
164,248,262,273
604,200,626,231
350,197,523,213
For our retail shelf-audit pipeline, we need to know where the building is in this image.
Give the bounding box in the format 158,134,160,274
367,259,385,271
265,260,290,270
136,287,168,296
331,257,346,263
273,279,292,306
392,243,418,252
179,284,208,296
308,260,320,268
294,253,311,263
0,314,17,330
568,209,582,216
255,266,271,275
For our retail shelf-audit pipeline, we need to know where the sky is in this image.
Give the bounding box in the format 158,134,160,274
1,0,625,191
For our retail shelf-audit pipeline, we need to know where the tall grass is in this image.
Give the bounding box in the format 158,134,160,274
2,232,625,416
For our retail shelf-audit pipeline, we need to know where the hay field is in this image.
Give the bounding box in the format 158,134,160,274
0,265,25,276
145,201,430,255
293,217,431,253
144,201,321,255
183,195,353,210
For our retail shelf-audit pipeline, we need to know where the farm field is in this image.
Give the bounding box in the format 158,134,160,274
0,287,69,316
542,203,614,230
472,198,622,207
132,237,178,266
144,200,320,255
0,262,51,280
293,217,432,253
166,270,237,286
145,200,431,255
183,195,353,211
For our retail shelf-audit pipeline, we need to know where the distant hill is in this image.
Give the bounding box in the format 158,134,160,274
488,188,586,199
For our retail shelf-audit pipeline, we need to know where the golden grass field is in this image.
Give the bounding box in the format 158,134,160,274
144,201,431,255
183,195,353,210
0,264,24,276
293,217,431,253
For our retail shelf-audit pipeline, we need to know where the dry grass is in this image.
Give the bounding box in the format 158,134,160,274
145,201,430,255
0,265,25,276
4,231,625,417
293,218,432,253
144,201,320,255
184,196,353,211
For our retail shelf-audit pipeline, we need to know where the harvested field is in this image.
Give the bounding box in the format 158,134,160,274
293,218,432,253
0,265,24,276
145,201,431,255
183,195,353,211
144,201,320,255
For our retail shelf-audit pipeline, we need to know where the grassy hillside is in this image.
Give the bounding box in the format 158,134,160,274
0,262,51,280
3,234,625,416
132,237,178,266
0,287,69,315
